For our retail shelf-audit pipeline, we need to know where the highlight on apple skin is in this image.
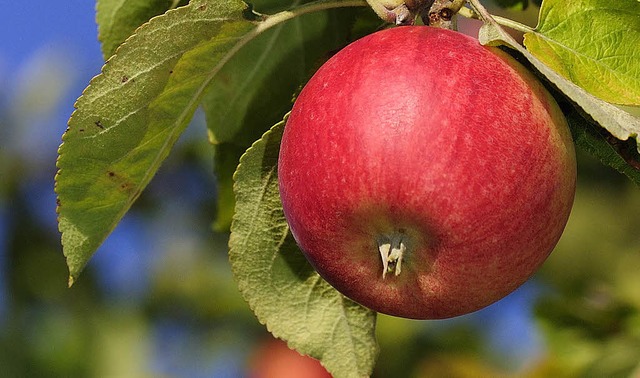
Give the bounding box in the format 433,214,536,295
277,26,576,319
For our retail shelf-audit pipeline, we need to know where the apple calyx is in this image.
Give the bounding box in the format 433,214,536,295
378,232,407,278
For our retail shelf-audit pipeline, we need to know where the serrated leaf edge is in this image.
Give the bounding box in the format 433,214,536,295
56,0,257,282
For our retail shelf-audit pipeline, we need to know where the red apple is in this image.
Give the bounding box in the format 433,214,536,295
248,338,332,378
277,26,576,319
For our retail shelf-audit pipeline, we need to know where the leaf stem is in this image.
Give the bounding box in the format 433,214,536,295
261,0,368,30
492,14,535,34
458,2,535,34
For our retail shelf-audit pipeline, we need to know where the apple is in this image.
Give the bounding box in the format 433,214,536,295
277,26,576,319
248,337,332,378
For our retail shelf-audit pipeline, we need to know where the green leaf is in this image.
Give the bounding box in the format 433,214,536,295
211,143,246,231
56,0,256,284
96,0,189,60
204,9,357,146
567,107,640,186
523,0,640,106
203,8,364,230
229,119,379,378
477,8,640,154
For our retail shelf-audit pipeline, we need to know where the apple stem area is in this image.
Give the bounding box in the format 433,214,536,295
378,233,407,278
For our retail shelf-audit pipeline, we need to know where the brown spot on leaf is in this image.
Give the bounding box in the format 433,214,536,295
95,120,104,129
106,170,138,196
121,75,129,83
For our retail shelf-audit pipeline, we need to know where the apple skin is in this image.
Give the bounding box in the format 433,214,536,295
277,26,576,319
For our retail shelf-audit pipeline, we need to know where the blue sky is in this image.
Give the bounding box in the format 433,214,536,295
1,1,105,171
0,2,102,73
1,1,105,246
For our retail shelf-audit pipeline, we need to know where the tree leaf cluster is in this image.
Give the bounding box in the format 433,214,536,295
55,0,640,376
